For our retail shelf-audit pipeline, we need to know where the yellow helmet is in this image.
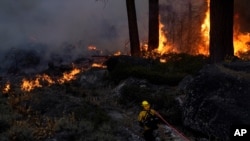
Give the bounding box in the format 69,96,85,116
141,100,149,107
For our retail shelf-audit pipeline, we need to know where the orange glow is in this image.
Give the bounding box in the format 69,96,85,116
91,63,107,68
233,14,250,58
40,74,55,85
58,68,81,84
88,45,97,50
157,17,178,55
199,0,210,56
114,51,121,56
21,77,42,92
199,0,250,57
20,68,81,92
159,58,167,63
234,32,250,57
157,20,167,54
2,82,11,94
21,74,56,92
157,0,250,59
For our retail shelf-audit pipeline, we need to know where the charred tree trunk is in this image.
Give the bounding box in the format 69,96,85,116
126,0,141,57
148,0,159,52
209,0,234,63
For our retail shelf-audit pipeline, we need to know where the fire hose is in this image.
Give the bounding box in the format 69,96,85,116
157,113,191,141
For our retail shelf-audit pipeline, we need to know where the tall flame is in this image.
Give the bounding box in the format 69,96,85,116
157,17,178,55
199,0,250,57
158,0,250,59
233,14,250,57
199,0,210,55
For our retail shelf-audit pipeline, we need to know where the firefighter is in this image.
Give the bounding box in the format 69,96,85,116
138,100,160,141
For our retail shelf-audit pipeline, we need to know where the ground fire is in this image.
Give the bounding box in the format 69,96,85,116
18,68,81,92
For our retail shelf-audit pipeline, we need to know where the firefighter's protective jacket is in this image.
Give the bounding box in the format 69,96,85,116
138,109,157,130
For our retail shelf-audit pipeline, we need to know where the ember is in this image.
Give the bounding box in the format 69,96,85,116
114,51,121,56
2,82,11,94
91,63,107,68
88,45,97,50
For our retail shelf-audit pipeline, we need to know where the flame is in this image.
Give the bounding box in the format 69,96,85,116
20,68,81,92
21,77,42,92
157,0,250,59
2,82,11,94
58,68,81,84
40,74,55,85
234,32,250,57
91,63,107,68
21,74,57,92
233,14,250,58
199,0,250,58
199,0,210,56
157,17,178,55
114,51,121,56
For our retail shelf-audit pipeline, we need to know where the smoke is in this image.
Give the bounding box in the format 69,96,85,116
0,0,124,50
1,0,248,74
234,0,250,32
159,0,206,54
0,0,148,73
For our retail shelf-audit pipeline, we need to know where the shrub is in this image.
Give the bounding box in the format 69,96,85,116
107,53,207,85
8,125,34,141
0,120,10,134
118,84,154,106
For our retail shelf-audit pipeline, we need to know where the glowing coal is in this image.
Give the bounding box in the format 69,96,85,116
2,81,11,94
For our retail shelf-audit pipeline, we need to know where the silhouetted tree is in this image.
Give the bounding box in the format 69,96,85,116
148,0,159,52
209,0,234,63
126,0,141,57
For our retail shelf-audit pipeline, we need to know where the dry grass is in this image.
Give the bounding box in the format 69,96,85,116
0,80,121,141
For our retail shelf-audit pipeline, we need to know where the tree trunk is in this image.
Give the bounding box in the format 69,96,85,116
148,0,159,52
126,0,141,57
209,0,234,63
